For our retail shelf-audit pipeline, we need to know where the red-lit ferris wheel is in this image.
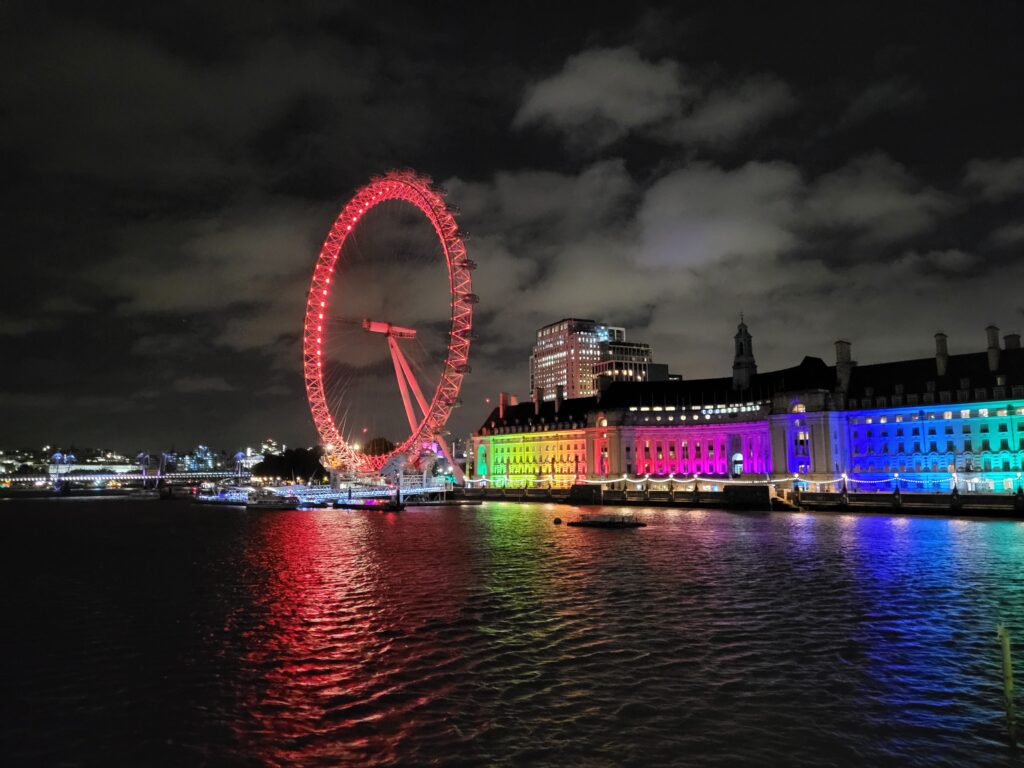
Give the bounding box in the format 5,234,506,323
303,171,476,479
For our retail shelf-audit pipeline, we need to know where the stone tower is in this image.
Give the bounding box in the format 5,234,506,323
732,316,757,390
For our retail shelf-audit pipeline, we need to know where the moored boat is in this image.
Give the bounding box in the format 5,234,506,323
246,491,300,510
567,513,646,528
334,499,405,512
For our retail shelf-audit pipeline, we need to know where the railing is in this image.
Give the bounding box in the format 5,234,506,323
1,471,243,484
267,480,450,503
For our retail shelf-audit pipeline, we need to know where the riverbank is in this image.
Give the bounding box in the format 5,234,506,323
455,485,1024,519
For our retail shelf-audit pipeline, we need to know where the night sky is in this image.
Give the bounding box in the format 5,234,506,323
2,2,1023,452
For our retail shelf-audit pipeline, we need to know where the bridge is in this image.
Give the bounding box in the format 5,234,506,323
0,471,244,485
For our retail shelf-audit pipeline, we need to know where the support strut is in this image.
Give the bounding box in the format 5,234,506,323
373,319,467,485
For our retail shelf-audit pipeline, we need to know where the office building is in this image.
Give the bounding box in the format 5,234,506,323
529,318,668,400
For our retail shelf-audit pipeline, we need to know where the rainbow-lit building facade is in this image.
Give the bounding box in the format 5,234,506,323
469,322,1024,493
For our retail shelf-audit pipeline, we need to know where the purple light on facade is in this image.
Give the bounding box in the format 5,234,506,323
626,422,771,476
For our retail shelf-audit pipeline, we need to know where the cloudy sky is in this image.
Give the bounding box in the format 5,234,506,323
2,1,1023,452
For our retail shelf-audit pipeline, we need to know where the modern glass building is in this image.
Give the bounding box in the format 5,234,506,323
528,318,670,401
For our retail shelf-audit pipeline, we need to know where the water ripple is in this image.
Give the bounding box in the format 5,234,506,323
1,500,1023,766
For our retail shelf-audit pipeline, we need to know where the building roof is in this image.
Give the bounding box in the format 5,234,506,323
477,396,598,432
537,317,597,331
845,347,1024,398
596,356,835,409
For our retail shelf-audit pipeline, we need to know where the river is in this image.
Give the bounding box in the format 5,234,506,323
2,499,1022,766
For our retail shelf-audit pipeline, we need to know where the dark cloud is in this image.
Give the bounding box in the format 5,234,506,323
989,222,1024,249
804,153,954,246
638,160,802,267
173,376,235,393
514,46,796,150
514,48,688,148
671,75,796,147
2,2,1024,452
964,156,1024,202
840,78,925,125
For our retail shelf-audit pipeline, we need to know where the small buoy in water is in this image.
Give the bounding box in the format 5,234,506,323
553,517,562,525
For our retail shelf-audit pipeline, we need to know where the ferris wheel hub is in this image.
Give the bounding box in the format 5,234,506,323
361,319,417,338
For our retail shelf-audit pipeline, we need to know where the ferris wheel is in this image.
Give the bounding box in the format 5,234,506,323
303,171,476,479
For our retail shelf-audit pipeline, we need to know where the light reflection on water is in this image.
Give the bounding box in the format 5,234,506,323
1,500,1023,766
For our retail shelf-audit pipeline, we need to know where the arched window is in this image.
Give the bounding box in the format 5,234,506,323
731,452,744,476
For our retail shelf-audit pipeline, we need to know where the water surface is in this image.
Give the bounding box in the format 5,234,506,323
2,500,1023,766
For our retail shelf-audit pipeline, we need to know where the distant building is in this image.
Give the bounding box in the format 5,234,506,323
240,447,263,470
529,318,668,401
594,340,669,390
260,438,285,455
182,445,215,472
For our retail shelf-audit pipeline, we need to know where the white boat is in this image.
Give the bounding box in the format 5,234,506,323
246,489,300,510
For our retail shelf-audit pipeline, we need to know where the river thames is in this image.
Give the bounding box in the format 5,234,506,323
2,499,1023,766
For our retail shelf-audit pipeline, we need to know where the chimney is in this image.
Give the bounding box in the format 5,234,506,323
509,395,519,406
498,391,509,419
934,332,949,377
555,385,564,414
1005,333,1021,350
835,339,855,391
533,386,544,415
986,324,1000,372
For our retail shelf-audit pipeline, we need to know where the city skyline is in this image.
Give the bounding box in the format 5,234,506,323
3,3,1024,450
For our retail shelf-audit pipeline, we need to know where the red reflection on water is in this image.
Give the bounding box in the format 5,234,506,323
231,509,474,765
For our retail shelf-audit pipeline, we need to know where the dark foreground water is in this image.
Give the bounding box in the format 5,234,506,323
2,500,1023,767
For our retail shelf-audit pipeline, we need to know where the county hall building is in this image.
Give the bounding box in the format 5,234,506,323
469,321,1024,493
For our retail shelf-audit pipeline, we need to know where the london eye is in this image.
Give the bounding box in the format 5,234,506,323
303,171,476,480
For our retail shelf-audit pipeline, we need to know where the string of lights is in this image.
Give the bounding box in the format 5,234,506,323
466,469,1022,490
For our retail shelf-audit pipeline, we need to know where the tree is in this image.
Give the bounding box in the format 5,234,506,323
252,447,326,482
364,436,395,455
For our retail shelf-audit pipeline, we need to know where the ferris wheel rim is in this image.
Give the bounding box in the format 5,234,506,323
302,170,474,473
